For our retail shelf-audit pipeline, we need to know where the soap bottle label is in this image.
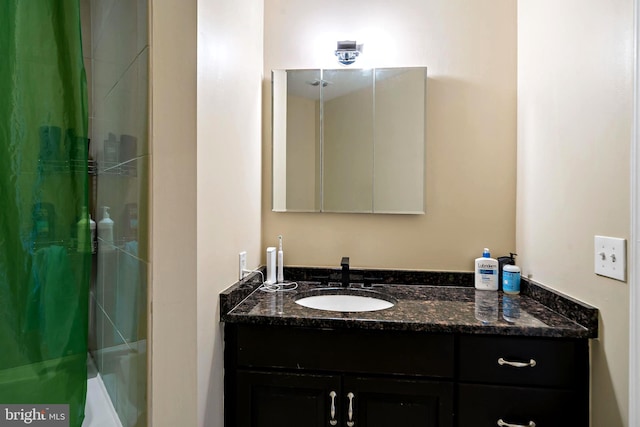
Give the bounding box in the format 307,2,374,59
503,271,521,294
478,263,498,288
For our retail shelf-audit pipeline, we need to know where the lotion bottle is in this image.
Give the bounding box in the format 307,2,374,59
475,248,499,290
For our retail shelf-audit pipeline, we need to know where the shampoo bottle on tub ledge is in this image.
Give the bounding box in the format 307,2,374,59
475,248,499,290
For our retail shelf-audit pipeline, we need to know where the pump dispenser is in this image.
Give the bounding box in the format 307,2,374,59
98,206,114,250
474,248,499,290
77,206,95,253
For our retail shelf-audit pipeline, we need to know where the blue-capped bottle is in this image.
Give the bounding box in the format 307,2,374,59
475,248,499,290
503,264,521,294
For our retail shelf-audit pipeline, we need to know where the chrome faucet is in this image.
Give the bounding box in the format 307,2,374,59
341,257,350,287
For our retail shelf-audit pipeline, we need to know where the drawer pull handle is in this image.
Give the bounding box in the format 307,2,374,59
347,392,355,427
497,419,536,427
329,391,337,426
498,357,537,368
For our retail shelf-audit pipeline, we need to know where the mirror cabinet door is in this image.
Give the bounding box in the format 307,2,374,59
322,69,374,213
273,69,322,212
374,68,426,214
272,67,426,214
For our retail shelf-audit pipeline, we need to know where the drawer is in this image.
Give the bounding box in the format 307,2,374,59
229,324,454,378
458,383,588,427
458,335,588,388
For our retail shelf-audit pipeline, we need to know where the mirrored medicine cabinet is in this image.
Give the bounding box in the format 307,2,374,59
272,67,427,214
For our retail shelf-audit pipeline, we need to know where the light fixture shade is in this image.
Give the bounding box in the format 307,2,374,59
335,40,362,65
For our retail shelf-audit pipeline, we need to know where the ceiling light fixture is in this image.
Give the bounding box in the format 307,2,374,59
335,40,363,66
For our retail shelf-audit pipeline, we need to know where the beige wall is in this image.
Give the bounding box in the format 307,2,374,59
196,1,264,427
517,1,633,426
263,0,517,269
151,1,263,427
150,1,198,426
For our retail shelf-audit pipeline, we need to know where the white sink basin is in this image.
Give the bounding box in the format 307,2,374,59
295,289,395,312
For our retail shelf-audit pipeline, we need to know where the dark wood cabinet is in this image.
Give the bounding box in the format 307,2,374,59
224,324,589,427
458,335,588,387
225,324,454,427
344,376,453,427
458,383,583,426
457,335,589,427
235,371,340,427
232,324,454,377
233,371,453,427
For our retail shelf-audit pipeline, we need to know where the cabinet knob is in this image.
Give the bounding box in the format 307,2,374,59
497,419,536,427
497,357,537,368
347,392,355,427
329,391,337,426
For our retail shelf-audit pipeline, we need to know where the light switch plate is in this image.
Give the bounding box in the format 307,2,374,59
594,236,626,281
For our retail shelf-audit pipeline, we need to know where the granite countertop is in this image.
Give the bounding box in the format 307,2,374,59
221,268,598,339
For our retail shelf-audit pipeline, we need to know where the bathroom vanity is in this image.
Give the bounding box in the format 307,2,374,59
221,270,597,427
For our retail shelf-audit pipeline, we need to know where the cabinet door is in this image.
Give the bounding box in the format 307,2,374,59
235,370,341,427
343,376,454,427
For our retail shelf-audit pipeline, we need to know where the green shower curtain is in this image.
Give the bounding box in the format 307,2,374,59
0,1,90,426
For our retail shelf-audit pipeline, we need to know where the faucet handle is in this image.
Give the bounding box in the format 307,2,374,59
341,257,350,268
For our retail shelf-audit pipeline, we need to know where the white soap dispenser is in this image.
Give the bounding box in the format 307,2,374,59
98,206,114,251
474,248,499,290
